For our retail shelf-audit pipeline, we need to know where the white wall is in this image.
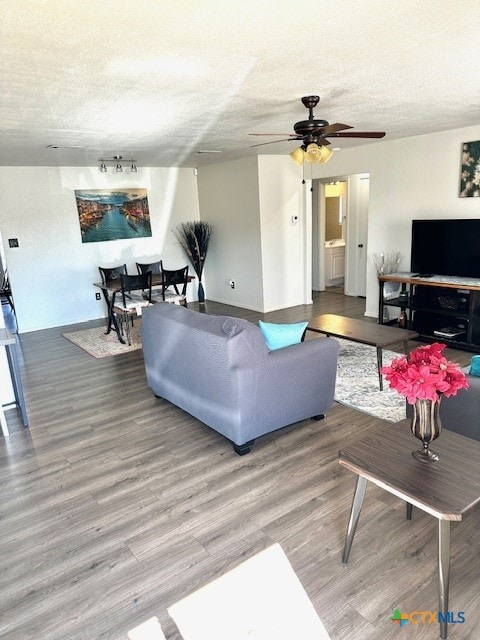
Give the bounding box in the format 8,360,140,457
198,155,311,313
198,157,264,310
258,156,312,311
311,124,480,317
0,166,200,332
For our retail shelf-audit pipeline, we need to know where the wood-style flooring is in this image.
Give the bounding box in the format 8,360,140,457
0,292,478,639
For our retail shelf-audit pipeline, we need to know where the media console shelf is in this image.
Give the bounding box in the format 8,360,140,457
379,272,480,352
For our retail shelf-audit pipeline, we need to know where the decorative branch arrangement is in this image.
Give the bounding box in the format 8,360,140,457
372,251,403,275
175,221,212,303
373,251,403,310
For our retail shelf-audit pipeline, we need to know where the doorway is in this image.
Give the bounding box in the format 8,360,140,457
312,173,370,298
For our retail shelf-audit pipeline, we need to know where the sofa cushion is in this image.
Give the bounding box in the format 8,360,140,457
258,321,308,351
469,355,480,376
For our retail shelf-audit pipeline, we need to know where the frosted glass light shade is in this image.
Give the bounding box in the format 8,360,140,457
304,144,333,164
289,147,304,165
318,145,333,163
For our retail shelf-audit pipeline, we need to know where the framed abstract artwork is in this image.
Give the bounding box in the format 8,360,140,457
459,141,480,197
75,188,152,242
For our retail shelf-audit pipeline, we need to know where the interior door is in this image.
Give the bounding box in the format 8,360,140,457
311,173,370,298
356,176,369,297
311,181,325,291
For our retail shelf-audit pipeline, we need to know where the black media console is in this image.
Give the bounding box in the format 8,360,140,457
379,272,480,352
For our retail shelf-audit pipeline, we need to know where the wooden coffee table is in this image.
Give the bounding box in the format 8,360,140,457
307,313,418,390
339,420,480,639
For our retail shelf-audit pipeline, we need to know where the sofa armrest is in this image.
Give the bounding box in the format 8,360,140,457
233,336,340,443
260,335,339,377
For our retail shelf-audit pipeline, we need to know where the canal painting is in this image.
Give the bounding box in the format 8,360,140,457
75,189,152,243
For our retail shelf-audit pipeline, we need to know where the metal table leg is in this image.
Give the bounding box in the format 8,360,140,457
342,476,368,563
376,346,383,390
439,519,451,639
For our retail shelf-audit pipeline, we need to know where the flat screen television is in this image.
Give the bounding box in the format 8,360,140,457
411,219,480,279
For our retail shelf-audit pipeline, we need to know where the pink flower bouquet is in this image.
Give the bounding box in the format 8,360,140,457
381,342,468,405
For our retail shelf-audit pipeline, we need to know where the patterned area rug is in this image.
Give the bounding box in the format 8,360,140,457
62,323,142,358
334,338,406,423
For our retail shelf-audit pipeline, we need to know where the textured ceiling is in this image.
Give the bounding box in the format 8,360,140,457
1,0,480,167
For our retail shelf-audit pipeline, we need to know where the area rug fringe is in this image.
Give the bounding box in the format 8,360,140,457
62,324,142,358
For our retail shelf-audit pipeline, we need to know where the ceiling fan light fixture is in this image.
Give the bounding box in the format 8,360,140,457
303,143,333,164
318,145,333,164
304,143,321,163
289,147,305,165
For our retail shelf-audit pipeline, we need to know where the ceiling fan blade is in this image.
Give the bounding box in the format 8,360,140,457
306,138,331,147
249,133,296,136
250,138,300,148
317,123,353,135
328,131,386,138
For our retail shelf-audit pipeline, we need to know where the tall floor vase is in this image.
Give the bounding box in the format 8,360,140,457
197,281,205,303
410,398,442,462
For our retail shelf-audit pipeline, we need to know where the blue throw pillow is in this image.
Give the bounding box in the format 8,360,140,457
258,320,308,351
469,355,480,376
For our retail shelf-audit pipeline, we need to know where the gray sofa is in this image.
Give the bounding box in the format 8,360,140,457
141,303,340,454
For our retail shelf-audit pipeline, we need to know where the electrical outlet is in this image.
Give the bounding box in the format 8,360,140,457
229,280,235,289
95,292,101,300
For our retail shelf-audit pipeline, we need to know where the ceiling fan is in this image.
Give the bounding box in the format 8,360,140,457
250,96,385,164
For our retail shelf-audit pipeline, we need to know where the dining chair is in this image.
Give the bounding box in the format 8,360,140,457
98,264,127,284
0,269,15,312
136,260,163,275
161,266,189,306
168,543,331,640
112,272,152,345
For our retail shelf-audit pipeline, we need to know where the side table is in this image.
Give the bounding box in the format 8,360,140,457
339,421,480,639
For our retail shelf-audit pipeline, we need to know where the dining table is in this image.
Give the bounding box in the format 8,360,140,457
94,272,194,344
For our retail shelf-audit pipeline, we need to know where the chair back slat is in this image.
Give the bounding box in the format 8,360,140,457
120,272,152,305
162,266,189,295
163,266,188,288
99,264,127,284
136,260,163,275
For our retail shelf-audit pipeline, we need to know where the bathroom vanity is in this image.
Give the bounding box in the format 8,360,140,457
324,239,345,286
